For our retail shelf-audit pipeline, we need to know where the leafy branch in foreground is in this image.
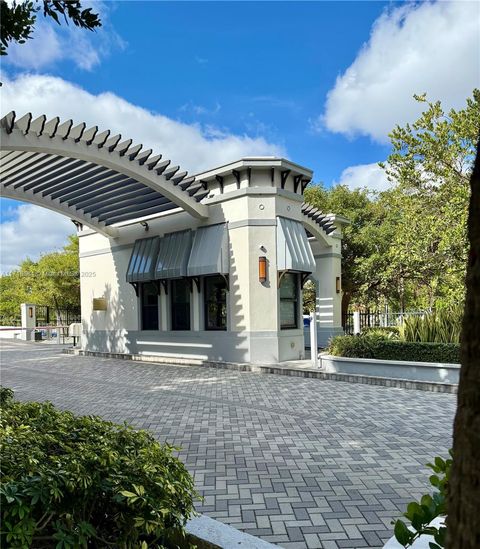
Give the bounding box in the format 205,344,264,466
0,0,101,55
393,451,452,548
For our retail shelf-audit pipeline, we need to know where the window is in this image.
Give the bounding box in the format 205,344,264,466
204,275,227,330
280,272,299,329
140,282,159,330
171,279,191,330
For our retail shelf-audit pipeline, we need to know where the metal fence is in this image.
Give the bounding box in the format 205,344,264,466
342,310,427,335
36,305,81,327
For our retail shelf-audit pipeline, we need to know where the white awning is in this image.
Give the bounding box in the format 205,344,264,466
155,230,193,279
187,223,229,276
277,217,315,273
126,237,160,283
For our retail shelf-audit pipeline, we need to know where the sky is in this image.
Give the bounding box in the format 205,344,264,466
0,0,479,272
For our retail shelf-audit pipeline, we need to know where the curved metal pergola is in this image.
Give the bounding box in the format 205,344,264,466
0,112,209,236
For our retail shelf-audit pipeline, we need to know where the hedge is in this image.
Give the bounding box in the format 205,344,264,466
0,387,198,548
329,335,460,364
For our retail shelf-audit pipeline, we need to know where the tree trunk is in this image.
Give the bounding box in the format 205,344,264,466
446,141,480,548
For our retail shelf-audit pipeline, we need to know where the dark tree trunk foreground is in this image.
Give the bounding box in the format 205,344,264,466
447,140,480,548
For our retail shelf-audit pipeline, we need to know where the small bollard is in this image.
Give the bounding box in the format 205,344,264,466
310,312,318,368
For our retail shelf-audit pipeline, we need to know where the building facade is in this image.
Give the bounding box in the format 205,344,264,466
0,112,347,364
79,158,346,364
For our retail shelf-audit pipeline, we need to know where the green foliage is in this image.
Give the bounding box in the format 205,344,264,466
0,235,79,320
304,182,382,308
0,386,14,405
302,279,316,313
0,389,198,548
400,307,463,344
328,335,460,364
1,0,101,55
393,451,451,548
304,90,478,312
362,326,400,339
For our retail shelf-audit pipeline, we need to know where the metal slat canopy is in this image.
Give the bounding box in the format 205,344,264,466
155,230,193,279
126,237,160,283
0,111,208,237
277,217,315,273
187,224,229,277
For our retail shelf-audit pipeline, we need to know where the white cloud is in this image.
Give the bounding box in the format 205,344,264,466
0,73,285,173
322,1,480,142
335,163,390,192
6,21,63,69
0,204,74,273
179,101,221,116
5,1,123,71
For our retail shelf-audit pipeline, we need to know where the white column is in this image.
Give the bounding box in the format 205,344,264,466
313,246,343,347
20,303,36,341
353,311,361,335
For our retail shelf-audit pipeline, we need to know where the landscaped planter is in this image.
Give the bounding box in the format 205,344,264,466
320,354,459,384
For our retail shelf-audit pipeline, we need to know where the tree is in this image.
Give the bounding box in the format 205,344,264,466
380,91,479,309
304,183,385,313
0,0,101,56
0,235,80,321
446,139,480,548
304,91,478,316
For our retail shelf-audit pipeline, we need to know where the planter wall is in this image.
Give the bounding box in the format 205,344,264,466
320,354,459,384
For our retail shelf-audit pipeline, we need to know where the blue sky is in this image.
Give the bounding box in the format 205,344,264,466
1,1,479,271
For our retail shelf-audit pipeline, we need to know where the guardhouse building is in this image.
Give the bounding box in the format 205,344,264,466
0,112,347,364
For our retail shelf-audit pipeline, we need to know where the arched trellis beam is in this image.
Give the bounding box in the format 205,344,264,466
0,112,209,238
301,203,338,247
0,184,120,238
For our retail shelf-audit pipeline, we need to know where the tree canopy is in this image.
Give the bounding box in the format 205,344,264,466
305,89,479,313
0,235,80,321
0,0,101,56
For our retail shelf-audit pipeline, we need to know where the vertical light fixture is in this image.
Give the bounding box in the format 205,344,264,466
259,256,267,283
28,306,33,318
336,276,341,293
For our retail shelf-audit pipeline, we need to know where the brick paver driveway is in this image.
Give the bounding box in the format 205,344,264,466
1,340,456,549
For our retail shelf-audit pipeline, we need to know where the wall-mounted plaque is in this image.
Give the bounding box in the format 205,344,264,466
92,297,107,311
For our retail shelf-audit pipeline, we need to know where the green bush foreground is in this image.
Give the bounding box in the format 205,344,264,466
328,335,460,364
0,387,198,548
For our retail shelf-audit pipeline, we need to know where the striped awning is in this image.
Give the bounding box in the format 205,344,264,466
187,224,229,276
155,230,193,279
277,217,315,273
126,237,160,283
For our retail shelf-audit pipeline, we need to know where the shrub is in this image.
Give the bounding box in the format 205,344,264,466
362,326,400,339
0,389,198,548
392,450,451,548
0,386,14,405
329,335,460,363
400,306,463,344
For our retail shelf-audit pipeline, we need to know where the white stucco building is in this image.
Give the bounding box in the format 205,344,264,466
1,112,348,364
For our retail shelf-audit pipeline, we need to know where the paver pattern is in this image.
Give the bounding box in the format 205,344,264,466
1,340,456,549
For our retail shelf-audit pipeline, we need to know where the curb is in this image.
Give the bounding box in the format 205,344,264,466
63,348,457,393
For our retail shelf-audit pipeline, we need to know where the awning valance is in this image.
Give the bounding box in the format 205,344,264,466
155,230,193,279
187,223,229,276
277,216,315,273
126,236,160,283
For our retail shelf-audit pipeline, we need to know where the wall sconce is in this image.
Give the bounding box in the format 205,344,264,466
28,307,33,318
336,276,341,294
259,256,267,283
